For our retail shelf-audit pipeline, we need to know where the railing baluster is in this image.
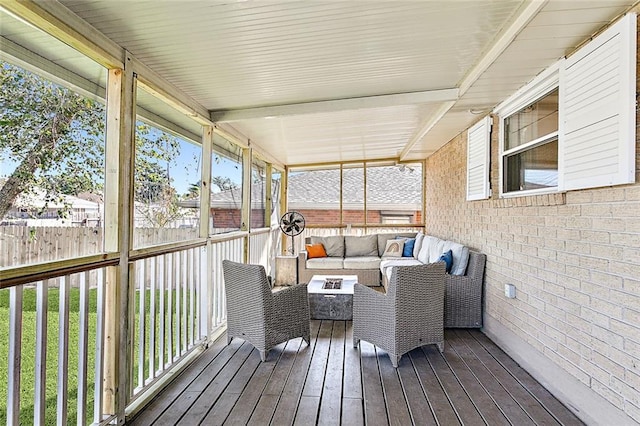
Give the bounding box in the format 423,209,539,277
138,260,146,389
77,271,90,426
182,250,187,353
174,251,181,359
167,252,173,365
149,256,157,380
94,268,105,425
212,243,218,327
7,285,23,426
57,275,70,425
188,248,195,346
159,254,166,370
34,280,48,426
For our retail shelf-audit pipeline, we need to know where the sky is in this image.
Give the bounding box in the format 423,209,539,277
0,137,243,197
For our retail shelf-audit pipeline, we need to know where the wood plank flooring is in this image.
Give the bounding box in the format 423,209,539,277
130,321,584,426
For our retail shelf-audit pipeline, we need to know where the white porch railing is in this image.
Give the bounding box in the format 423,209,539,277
248,227,281,277
131,245,207,396
0,231,254,425
2,268,108,425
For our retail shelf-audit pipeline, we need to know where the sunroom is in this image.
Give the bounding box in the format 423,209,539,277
0,1,639,425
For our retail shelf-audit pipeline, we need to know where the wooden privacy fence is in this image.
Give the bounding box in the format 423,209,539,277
0,226,206,269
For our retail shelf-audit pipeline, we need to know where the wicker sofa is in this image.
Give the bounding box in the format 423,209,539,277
297,233,417,286
299,232,487,328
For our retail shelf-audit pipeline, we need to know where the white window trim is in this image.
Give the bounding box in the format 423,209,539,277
494,60,562,198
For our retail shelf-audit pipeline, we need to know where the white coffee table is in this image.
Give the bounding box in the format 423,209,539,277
307,275,358,320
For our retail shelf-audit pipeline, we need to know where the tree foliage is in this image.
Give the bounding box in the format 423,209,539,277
0,61,185,222
0,61,104,219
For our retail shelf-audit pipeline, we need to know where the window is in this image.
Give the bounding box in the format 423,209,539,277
133,83,203,247
0,60,107,267
251,160,266,229
287,167,340,225
503,89,559,193
342,164,365,224
209,146,243,235
270,169,282,226
495,61,560,197
366,164,422,224
493,13,636,197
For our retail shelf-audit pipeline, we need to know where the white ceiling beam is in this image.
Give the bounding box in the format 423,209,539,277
399,0,547,160
0,0,123,69
0,36,105,101
211,88,459,122
213,124,285,170
399,101,456,161
458,0,548,96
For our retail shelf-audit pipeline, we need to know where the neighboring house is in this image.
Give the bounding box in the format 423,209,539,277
2,189,102,226
208,166,422,228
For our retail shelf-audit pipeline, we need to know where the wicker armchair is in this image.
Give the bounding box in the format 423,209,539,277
353,262,446,367
222,260,311,361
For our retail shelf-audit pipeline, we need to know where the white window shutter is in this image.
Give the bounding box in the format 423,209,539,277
559,13,636,191
466,116,492,201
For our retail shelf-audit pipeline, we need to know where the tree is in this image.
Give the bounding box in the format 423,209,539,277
0,61,104,219
0,61,182,221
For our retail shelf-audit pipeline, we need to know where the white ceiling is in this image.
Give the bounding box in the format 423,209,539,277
2,0,637,166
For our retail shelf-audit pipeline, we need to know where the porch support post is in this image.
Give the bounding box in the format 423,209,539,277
339,164,344,230
280,167,289,254
200,126,213,339
200,127,213,239
103,52,136,424
241,146,252,263
421,159,427,226
363,162,368,228
264,163,273,228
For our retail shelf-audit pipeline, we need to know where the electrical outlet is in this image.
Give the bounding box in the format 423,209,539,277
505,284,516,299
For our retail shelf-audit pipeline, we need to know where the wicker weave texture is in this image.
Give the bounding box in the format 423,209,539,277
353,262,446,367
444,251,486,328
222,260,311,361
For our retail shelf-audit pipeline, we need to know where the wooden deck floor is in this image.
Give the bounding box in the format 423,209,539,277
130,321,583,425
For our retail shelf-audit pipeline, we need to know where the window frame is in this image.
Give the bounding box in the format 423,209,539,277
495,61,562,198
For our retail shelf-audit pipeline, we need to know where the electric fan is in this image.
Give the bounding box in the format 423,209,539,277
279,211,306,255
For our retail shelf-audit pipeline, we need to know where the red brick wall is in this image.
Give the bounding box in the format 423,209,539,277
211,208,421,227
210,208,265,229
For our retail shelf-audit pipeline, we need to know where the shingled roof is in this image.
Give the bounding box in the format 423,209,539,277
209,166,422,211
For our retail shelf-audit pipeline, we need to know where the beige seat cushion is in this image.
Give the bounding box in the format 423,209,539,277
343,256,381,270
306,257,344,269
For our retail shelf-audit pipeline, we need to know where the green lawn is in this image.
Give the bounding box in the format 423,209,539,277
0,287,197,425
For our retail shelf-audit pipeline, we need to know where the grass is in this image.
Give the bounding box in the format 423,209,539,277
0,287,197,425
0,288,98,425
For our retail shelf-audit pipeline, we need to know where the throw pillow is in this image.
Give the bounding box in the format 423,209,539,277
305,243,327,259
397,237,415,257
345,235,378,257
311,235,344,257
438,249,453,274
382,239,404,257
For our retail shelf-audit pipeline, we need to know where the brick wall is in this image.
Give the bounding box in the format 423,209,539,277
425,20,640,421
213,208,421,227
211,208,265,229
